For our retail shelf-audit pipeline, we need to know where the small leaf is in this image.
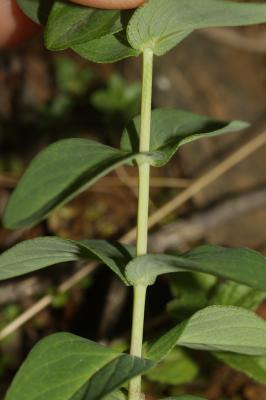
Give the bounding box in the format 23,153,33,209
146,348,198,385
210,281,266,384
125,253,182,286
16,0,53,24
5,333,154,400
73,32,139,64
70,355,150,400
167,273,216,319
125,245,266,291
147,306,266,361
0,237,134,284
216,352,266,385
102,391,126,400
121,109,248,166
45,2,122,50
3,139,140,229
127,0,266,56
90,74,141,118
210,281,265,310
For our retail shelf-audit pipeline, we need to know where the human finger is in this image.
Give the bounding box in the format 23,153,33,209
0,0,40,49
70,0,145,10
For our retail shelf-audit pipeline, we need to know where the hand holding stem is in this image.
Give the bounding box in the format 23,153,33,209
0,0,144,48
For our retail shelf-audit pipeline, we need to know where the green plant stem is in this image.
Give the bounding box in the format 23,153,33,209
129,48,154,400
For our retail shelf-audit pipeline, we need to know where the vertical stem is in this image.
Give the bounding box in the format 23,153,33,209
129,48,154,400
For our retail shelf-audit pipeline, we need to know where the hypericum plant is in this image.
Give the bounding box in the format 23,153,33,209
2,1,266,399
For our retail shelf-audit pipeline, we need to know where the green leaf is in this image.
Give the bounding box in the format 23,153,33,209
210,281,265,310
54,57,92,95
0,237,134,284
70,355,149,400
102,391,126,400
5,333,153,400
121,109,248,166
146,348,198,385
16,0,53,24
3,138,142,229
167,273,216,319
216,352,266,385
73,32,139,64
127,0,266,56
147,306,266,362
210,281,266,384
125,245,266,291
45,2,122,50
90,74,141,117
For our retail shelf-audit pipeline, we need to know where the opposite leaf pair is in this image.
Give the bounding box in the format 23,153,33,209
3,109,248,229
2,237,266,292
17,0,266,62
3,237,266,394
5,1,266,399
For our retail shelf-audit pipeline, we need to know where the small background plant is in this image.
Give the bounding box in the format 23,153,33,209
1,1,266,399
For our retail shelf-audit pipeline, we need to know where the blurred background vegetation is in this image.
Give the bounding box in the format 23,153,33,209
1,6,266,399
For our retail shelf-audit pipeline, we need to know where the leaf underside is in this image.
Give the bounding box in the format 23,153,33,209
72,32,139,63
18,0,266,62
5,333,153,400
0,237,134,285
167,269,266,384
216,352,266,385
127,0,266,55
12,0,266,395
125,245,266,291
147,306,266,362
121,108,248,166
3,106,248,230
3,139,139,229
45,2,122,50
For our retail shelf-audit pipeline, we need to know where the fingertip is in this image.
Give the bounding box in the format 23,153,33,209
0,0,40,49
70,0,145,10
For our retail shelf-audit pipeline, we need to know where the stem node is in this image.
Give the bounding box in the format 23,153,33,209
128,48,154,400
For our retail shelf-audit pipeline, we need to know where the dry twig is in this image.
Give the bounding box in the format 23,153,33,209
149,187,266,252
202,27,266,53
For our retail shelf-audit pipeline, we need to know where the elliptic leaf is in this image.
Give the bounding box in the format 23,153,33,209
70,355,150,400
125,245,266,291
73,32,139,63
121,109,248,166
3,138,140,229
210,281,265,310
216,352,266,385
0,237,134,284
167,273,216,319
210,282,266,384
146,348,198,385
45,2,122,50
127,0,266,56
147,306,266,361
5,333,153,400
102,392,126,400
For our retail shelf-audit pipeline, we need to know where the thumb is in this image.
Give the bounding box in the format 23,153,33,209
0,0,40,48
71,0,144,9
